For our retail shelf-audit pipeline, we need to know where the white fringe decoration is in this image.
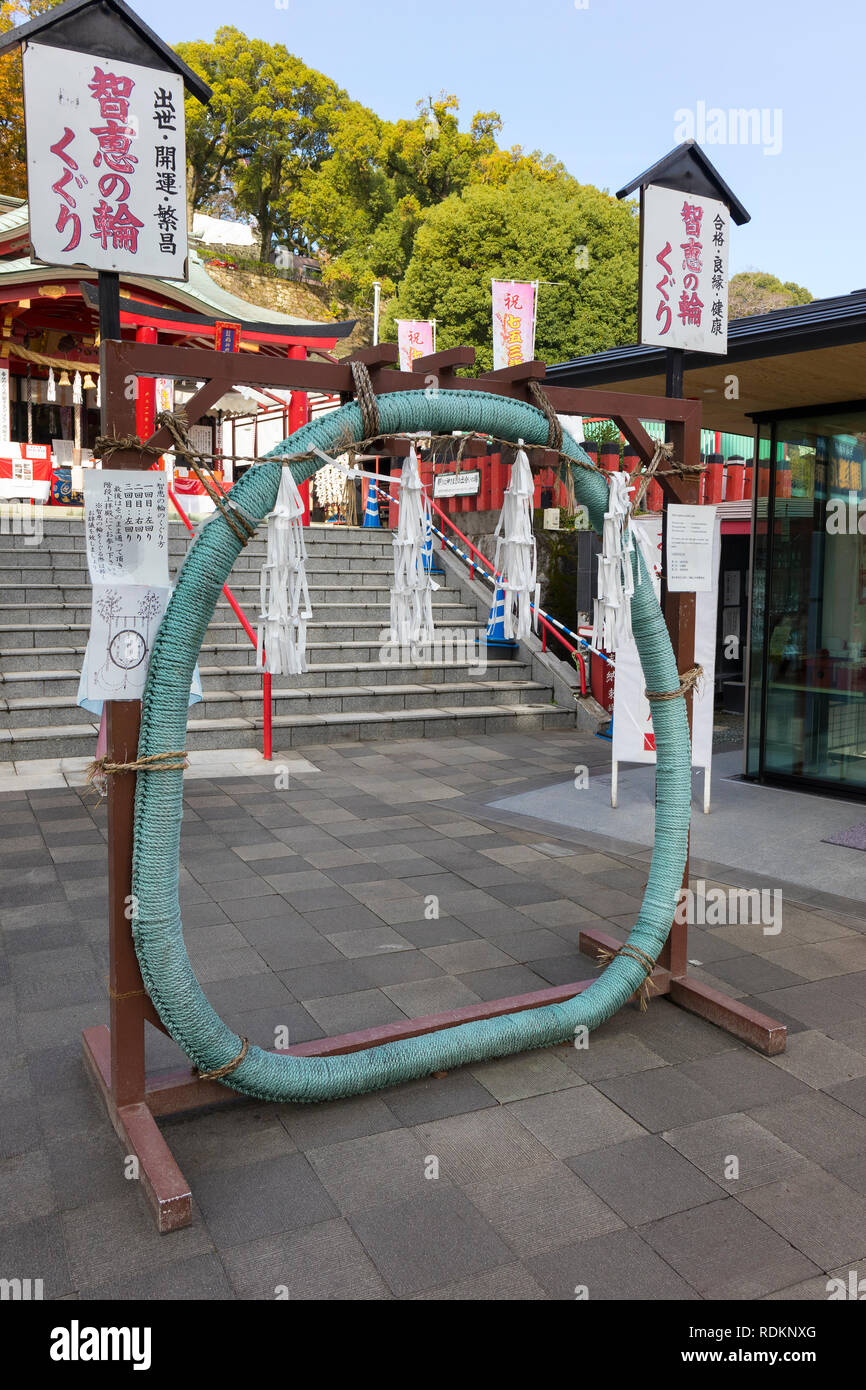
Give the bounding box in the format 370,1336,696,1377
389,444,434,646
72,371,82,405
491,441,539,640
256,468,312,676
592,471,638,653
46,367,56,403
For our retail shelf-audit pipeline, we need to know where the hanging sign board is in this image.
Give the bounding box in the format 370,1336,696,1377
666,504,717,591
214,321,240,352
492,280,536,369
612,512,719,783
433,469,481,498
22,41,188,279
82,470,170,700
397,320,434,373
640,184,729,354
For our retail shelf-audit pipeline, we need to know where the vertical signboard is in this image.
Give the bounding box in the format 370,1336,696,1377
640,184,729,354
492,280,536,369
22,41,188,279
397,320,435,373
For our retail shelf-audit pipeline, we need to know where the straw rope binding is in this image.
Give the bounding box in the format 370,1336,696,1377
645,665,703,702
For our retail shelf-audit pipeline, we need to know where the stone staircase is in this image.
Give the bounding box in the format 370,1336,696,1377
0,515,578,761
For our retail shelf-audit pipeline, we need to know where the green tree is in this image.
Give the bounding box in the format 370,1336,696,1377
382,173,640,369
177,28,348,261
0,0,60,197
729,270,813,318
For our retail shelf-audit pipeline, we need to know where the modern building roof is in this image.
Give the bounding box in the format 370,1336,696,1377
547,289,866,433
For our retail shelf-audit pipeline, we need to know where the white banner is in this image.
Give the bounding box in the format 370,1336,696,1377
640,184,729,355
612,512,720,792
83,471,170,700
23,41,187,279
0,362,9,442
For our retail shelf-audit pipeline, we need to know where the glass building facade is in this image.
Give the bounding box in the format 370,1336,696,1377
746,404,866,795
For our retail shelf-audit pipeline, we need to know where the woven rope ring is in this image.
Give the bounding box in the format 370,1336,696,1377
131,390,693,1102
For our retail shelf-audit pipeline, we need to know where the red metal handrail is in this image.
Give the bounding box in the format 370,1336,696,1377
368,472,586,694
165,478,273,760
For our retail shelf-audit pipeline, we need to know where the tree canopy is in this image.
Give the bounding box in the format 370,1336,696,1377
729,271,813,318
0,0,57,197
382,172,640,369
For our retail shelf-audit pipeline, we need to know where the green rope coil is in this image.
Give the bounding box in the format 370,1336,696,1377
130,390,692,1102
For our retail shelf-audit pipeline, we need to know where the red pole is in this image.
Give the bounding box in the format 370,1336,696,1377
288,345,310,525
135,325,157,442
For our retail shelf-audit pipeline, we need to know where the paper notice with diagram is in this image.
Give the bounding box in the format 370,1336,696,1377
82,471,170,701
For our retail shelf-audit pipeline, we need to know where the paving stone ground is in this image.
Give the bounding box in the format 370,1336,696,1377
2,729,866,1301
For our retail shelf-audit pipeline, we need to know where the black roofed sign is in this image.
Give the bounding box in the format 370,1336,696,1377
1,0,211,282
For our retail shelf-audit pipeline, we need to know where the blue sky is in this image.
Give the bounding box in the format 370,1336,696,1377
142,0,864,300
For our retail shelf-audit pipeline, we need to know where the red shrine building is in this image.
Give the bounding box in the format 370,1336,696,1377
0,194,355,504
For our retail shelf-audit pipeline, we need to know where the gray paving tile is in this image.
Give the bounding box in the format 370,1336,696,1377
82,1252,235,1301
0,1150,55,1228
465,1160,623,1256
679,1048,809,1109
277,1092,401,1151
594,1067,733,1132
384,1071,498,1126
561,1028,667,1082
825,1074,866,1117
304,988,401,1034
768,1030,866,1090
62,1195,213,1289
471,1049,581,1103
749,1091,866,1165
326,926,413,958
192,1153,337,1248
507,1086,646,1158
526,1227,700,1300
568,1134,721,1224
458,964,550,1000
739,1164,866,1270
662,1112,807,1192
756,981,864,1031
306,1128,429,1212
414,1107,553,1185
639,1197,819,1299
423,939,516,975
222,1217,391,1300
348,1186,512,1297
0,1211,72,1298
382,975,481,1017
159,1105,297,1178
410,1262,548,1300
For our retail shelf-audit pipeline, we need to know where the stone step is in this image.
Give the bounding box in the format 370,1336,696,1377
0,679,553,728
0,617,492,648
0,657,529,697
0,702,575,761
0,553,405,580
0,598,479,626
0,576,463,606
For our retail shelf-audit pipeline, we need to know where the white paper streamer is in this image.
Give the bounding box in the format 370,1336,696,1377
256,468,312,675
491,442,539,640
389,444,434,646
592,471,639,653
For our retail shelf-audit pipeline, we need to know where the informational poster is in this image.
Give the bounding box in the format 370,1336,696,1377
433,469,480,498
612,513,720,803
83,471,170,700
397,320,434,373
666,504,717,591
640,184,729,354
22,41,188,279
492,280,536,369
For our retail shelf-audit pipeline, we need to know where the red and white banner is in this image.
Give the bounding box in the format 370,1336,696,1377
397,321,434,373
0,455,52,501
492,280,536,370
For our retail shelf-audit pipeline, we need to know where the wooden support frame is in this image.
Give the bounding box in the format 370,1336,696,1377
84,339,784,1232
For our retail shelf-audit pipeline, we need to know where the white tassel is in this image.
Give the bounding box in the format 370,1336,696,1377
389,444,434,646
47,367,56,403
491,442,539,640
72,371,82,405
592,471,637,653
256,469,312,676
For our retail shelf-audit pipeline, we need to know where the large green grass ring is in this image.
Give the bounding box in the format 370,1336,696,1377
131,390,691,1101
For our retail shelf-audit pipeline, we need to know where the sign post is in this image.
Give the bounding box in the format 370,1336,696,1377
0,0,211,1232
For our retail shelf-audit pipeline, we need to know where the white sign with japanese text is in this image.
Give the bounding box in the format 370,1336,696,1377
433,469,480,498
22,41,187,279
666,504,717,592
612,512,719,784
83,471,170,699
640,184,729,354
